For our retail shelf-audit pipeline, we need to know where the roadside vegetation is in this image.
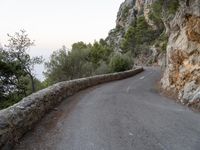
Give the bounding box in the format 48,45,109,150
44,40,133,85
0,30,44,109
0,31,134,109
0,0,180,109
149,0,179,23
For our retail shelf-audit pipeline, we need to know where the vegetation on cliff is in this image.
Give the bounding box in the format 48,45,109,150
121,16,159,56
149,0,179,28
106,0,183,66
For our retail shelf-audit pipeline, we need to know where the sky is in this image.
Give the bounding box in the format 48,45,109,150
0,0,123,80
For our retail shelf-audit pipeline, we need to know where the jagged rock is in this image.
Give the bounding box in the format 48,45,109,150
143,0,158,30
161,0,200,105
135,0,145,15
158,53,167,69
106,0,136,52
190,87,200,103
106,0,153,52
182,81,198,104
107,0,200,106
116,0,135,30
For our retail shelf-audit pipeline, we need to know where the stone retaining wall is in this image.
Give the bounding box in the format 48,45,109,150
0,68,143,149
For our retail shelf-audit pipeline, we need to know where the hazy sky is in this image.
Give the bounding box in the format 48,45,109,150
0,0,123,80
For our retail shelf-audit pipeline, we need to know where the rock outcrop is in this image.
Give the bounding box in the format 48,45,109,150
107,0,134,52
143,0,158,29
108,0,200,108
161,0,200,106
106,0,163,65
106,0,147,52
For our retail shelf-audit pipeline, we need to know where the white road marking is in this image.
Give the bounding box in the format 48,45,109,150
140,76,145,80
139,71,153,80
129,132,133,136
127,86,131,93
127,70,154,92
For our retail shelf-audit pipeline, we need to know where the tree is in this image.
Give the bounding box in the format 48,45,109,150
44,46,70,83
121,16,157,56
5,30,43,93
149,0,179,34
72,41,88,50
44,44,93,83
89,40,113,64
0,47,28,108
0,30,44,109
109,53,133,72
44,40,114,85
0,48,26,95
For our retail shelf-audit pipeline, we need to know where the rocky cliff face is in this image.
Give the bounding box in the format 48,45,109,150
143,0,157,29
107,0,131,51
161,0,200,107
106,0,147,52
108,0,200,108
106,0,163,65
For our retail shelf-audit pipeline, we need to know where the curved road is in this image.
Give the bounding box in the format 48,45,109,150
15,67,200,150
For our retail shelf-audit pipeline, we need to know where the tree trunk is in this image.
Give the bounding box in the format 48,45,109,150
29,74,35,93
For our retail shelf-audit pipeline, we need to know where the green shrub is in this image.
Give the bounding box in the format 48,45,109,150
168,0,179,15
95,61,111,75
121,6,130,20
154,33,168,52
121,16,158,56
148,0,164,28
149,0,179,22
109,53,133,72
44,40,114,84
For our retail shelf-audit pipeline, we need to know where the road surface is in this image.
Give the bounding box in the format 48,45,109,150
15,67,200,150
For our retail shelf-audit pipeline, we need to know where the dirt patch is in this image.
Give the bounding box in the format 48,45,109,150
186,15,200,43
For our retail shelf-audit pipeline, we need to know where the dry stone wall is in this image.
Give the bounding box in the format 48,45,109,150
0,68,143,149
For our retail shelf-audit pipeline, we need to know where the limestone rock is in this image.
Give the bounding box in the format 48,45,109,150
143,0,158,29
106,0,136,52
161,0,200,105
106,0,154,52
182,81,198,104
190,87,200,103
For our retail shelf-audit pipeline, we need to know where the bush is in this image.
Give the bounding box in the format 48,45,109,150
154,33,168,52
109,53,133,72
149,0,179,23
167,0,179,15
95,61,111,75
44,40,114,85
121,6,130,20
151,0,163,19
121,16,158,56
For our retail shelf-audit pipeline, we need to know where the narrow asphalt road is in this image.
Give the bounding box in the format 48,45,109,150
15,67,200,150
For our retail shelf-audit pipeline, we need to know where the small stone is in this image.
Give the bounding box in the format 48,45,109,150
53,108,58,111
